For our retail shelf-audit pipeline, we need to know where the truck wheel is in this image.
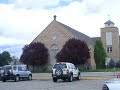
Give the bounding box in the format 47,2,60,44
76,73,81,80
68,74,73,82
53,78,57,82
28,74,32,80
15,75,20,82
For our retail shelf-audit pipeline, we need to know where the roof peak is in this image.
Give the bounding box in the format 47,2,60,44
104,20,114,24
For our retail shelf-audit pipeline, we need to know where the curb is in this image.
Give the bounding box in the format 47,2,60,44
33,78,52,81
81,77,111,80
33,77,111,81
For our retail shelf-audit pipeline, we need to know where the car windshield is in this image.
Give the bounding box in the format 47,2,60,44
53,64,67,69
2,66,12,70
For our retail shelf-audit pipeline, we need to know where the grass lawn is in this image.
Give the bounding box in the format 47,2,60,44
81,67,120,72
31,67,120,73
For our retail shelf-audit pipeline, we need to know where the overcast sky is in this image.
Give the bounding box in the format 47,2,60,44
0,0,120,58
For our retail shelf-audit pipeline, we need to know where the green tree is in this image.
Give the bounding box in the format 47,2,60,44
2,51,12,65
0,53,4,66
94,40,106,68
56,38,90,65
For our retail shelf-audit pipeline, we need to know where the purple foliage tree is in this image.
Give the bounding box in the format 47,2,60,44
20,42,49,71
56,38,90,65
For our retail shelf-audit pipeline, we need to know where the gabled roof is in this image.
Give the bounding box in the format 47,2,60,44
56,21,94,45
32,19,95,45
104,20,114,24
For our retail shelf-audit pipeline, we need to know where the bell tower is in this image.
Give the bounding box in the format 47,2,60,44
101,20,119,62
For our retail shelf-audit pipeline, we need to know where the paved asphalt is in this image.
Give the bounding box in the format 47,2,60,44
0,72,120,90
0,79,105,90
32,72,120,80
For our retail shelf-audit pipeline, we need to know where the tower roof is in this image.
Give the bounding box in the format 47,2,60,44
104,20,114,24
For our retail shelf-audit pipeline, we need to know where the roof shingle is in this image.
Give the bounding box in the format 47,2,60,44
57,21,94,45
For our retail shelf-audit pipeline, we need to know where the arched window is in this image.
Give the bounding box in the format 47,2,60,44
50,44,59,65
51,44,59,51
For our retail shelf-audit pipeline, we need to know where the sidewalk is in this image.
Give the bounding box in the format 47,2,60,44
32,72,120,80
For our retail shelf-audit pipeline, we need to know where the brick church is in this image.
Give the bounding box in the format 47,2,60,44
31,15,119,70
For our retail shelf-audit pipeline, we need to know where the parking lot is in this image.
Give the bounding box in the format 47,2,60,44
0,79,105,90
1,72,119,90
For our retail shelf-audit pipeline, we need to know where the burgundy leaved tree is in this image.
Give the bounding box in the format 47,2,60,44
20,42,49,71
56,38,90,65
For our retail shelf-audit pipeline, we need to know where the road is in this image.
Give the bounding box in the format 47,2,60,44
0,79,105,90
32,72,120,79
1,72,119,90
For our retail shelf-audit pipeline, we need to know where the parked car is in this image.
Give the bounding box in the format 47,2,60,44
52,62,80,82
0,67,2,80
0,65,32,82
102,78,120,90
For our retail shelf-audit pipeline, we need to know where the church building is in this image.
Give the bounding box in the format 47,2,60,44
31,15,119,70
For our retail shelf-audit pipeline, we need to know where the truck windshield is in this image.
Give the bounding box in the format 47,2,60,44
53,64,67,69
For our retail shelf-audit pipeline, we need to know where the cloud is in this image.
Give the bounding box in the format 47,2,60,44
9,0,60,9
83,0,104,14
53,1,104,37
0,44,23,57
4,0,81,9
0,37,29,46
0,0,120,58
0,4,53,40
